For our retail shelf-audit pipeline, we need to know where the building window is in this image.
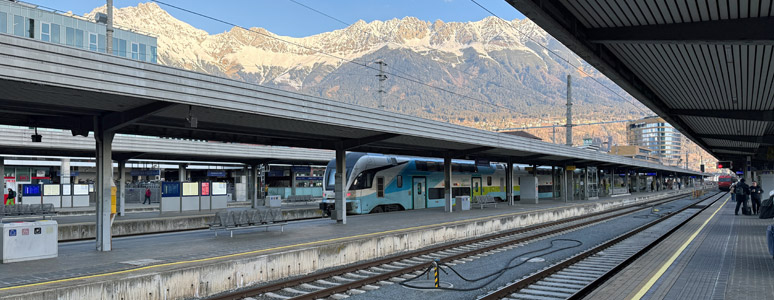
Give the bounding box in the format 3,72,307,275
131,43,139,60
51,24,60,44
40,22,50,42
119,39,127,57
396,175,402,188
97,34,106,52
13,15,24,37
139,43,147,61
0,12,6,34
66,27,75,46
89,33,97,51
150,46,157,63
26,18,35,38
75,29,84,48
377,177,384,198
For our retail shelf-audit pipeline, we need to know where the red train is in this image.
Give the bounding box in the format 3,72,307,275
717,175,736,191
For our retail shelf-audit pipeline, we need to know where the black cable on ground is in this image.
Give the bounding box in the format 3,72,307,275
399,238,583,291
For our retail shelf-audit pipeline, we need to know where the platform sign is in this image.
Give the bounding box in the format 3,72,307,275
206,170,226,177
43,184,60,196
201,182,210,196
131,170,160,176
566,166,576,171
182,182,199,196
211,182,227,195
73,184,89,195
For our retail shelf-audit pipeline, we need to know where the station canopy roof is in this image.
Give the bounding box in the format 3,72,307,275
508,0,774,171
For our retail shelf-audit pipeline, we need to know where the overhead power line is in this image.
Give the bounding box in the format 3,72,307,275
152,0,527,115
469,0,648,115
497,119,636,131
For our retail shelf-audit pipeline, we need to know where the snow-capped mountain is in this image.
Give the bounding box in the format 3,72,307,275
85,2,643,127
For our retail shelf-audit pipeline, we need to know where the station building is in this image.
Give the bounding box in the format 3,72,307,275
0,0,157,62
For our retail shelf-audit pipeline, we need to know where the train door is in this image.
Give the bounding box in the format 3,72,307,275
472,177,483,197
412,177,426,209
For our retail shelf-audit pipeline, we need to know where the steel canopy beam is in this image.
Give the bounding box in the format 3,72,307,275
449,146,496,158
341,133,399,150
674,109,774,121
586,17,774,45
698,134,774,145
102,102,177,133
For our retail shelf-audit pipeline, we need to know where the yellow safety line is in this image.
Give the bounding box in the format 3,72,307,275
631,195,730,300
0,201,579,291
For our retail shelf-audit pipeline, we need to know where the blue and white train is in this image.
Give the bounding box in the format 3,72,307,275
320,153,555,215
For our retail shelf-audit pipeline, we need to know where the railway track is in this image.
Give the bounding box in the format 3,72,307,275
209,191,705,300
479,191,725,300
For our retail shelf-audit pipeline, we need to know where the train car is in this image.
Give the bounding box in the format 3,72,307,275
320,153,554,215
717,175,736,191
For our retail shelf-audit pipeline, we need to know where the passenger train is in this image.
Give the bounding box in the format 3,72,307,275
320,153,555,215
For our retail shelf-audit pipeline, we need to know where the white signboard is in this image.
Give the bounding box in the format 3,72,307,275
211,182,227,195
73,184,90,196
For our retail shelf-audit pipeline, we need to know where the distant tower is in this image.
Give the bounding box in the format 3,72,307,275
375,61,387,108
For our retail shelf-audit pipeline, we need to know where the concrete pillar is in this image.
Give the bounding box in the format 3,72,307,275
95,126,115,252
746,156,752,183
60,158,71,184
334,147,347,224
563,166,569,203
245,165,253,203
506,158,514,206
291,168,297,196
1,157,5,200
625,169,630,194
118,160,126,216
443,156,452,212
635,172,640,193
178,164,187,182
521,171,539,204
251,164,259,208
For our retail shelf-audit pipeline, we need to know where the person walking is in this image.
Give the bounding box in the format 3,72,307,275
734,179,750,215
143,187,152,205
5,188,15,205
750,181,763,215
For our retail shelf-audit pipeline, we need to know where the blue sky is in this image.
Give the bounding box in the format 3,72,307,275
28,0,525,37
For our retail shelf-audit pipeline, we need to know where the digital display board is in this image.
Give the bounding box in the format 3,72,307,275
211,182,227,195
22,184,41,196
182,182,199,196
162,182,181,197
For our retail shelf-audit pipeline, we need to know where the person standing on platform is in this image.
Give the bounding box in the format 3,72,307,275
730,182,737,203
750,181,763,215
5,188,15,205
143,187,152,205
734,179,750,215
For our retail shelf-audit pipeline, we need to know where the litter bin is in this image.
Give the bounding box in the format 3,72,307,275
1,220,58,263
454,196,471,211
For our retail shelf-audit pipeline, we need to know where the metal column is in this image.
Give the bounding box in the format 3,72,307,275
334,146,347,224
506,158,514,206
443,156,452,212
291,168,297,196
178,164,186,182
61,158,71,184
118,160,126,216
251,164,259,208
95,124,115,252
0,157,4,200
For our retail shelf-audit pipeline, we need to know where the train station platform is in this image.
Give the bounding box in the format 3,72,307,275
0,189,694,300
585,193,774,299
1,202,323,241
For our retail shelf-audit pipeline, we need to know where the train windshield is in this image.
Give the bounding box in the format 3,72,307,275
324,153,367,190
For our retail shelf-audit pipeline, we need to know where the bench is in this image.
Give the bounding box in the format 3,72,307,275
0,204,56,221
208,208,286,237
473,195,498,209
284,195,316,204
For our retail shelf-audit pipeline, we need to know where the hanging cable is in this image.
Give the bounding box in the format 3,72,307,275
399,238,583,291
